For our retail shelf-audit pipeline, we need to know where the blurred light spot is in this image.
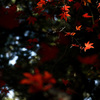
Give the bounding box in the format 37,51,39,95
30,51,36,56
7,89,14,99
5,6,9,8
54,15,58,21
15,97,19,100
94,80,100,86
9,56,18,65
21,48,27,51
24,53,27,56
0,54,3,58
24,30,29,37
84,97,92,100
15,41,19,44
28,56,32,59
37,44,40,47
16,36,20,40
6,53,9,58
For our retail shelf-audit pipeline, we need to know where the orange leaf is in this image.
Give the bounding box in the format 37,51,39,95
76,25,82,30
81,0,91,6
84,41,94,52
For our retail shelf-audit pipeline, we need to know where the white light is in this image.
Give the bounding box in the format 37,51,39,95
21,48,27,51
15,41,19,44
84,97,92,100
94,80,100,86
16,36,20,40
5,6,9,8
15,97,19,100
30,51,36,56
7,90,14,99
37,44,40,47
9,56,18,65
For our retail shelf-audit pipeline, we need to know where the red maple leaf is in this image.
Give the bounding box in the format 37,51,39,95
73,2,82,11
62,79,70,86
27,38,38,44
82,13,92,18
86,27,93,32
59,12,70,21
20,70,56,93
61,5,70,12
27,16,37,24
37,0,46,5
1,88,9,95
97,3,100,8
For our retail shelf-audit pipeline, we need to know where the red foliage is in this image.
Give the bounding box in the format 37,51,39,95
73,2,82,11
0,5,20,29
39,43,59,62
1,88,9,95
82,13,92,18
77,54,98,65
20,70,56,93
27,16,37,24
62,79,70,86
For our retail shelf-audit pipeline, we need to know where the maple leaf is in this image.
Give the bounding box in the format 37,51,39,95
84,41,94,52
86,27,93,32
97,3,100,8
27,16,37,24
71,44,79,47
65,32,76,36
62,79,70,86
61,5,70,12
20,72,43,93
43,71,56,84
81,0,91,6
82,13,92,18
76,25,82,31
43,12,54,20
59,12,70,21
27,38,38,44
20,70,56,93
37,0,46,5
1,88,9,95
73,2,82,11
